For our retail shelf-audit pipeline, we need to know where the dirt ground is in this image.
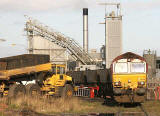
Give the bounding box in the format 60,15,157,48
0,97,159,116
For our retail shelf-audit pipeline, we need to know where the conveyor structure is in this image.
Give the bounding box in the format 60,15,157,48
24,16,95,65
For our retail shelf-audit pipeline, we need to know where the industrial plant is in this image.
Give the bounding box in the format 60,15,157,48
25,3,123,71
0,1,159,116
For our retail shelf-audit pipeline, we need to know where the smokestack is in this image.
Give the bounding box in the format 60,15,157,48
83,8,88,53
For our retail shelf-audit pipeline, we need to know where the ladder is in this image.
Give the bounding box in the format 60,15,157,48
24,16,95,65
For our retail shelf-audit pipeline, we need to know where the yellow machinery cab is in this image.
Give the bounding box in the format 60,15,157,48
41,64,73,97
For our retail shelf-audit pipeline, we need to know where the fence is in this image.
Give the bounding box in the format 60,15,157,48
147,78,160,100
155,86,160,100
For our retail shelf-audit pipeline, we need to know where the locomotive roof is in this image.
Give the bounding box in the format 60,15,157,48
112,52,146,63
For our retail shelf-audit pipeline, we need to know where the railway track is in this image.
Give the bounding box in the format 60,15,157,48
11,107,149,116
19,104,149,116
116,103,149,116
139,104,149,116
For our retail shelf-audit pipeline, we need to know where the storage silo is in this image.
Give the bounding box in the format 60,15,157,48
105,4,122,68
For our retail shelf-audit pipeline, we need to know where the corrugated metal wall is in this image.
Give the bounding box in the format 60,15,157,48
29,36,68,64
105,20,122,68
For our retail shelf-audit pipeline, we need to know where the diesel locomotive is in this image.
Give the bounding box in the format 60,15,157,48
110,52,147,103
68,52,147,103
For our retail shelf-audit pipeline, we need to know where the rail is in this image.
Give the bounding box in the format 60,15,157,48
116,104,149,116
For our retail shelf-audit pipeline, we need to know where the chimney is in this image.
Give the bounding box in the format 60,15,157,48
83,8,88,53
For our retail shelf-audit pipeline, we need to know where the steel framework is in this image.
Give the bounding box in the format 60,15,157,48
24,16,95,65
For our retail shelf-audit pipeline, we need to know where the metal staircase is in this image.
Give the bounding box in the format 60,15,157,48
24,16,95,65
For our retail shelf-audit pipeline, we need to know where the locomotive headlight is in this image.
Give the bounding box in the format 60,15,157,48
138,81,145,85
140,81,145,85
114,82,119,86
128,80,131,83
114,81,121,86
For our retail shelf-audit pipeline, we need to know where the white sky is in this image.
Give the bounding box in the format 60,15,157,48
0,0,159,57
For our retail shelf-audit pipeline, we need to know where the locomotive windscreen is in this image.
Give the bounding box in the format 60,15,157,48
114,63,128,73
131,63,145,73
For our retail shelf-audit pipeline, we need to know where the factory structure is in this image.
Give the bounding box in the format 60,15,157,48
25,3,123,70
1,2,160,105
28,36,67,64
104,3,122,68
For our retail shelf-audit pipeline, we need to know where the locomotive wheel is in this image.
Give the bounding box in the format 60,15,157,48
8,84,26,98
26,84,41,97
61,84,73,98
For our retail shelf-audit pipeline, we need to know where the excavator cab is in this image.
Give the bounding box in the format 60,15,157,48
52,64,65,75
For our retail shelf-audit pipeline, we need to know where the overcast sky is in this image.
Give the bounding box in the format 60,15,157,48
0,0,159,57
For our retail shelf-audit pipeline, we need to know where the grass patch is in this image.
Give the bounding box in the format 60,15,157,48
0,96,160,115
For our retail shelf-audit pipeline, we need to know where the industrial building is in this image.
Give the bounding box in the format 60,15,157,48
25,4,123,70
28,35,68,64
143,49,157,78
25,15,95,69
104,3,122,68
